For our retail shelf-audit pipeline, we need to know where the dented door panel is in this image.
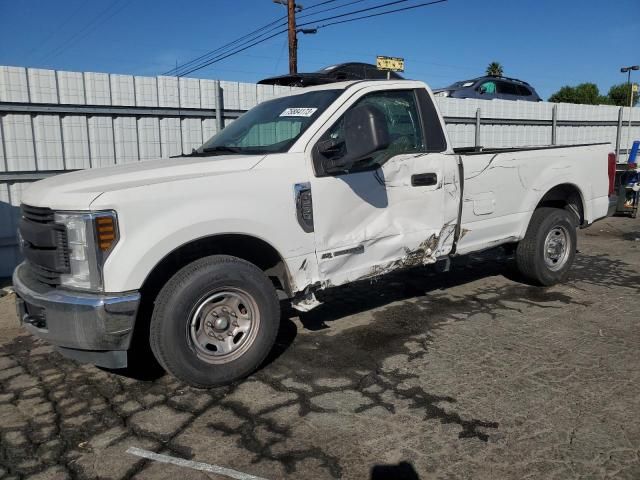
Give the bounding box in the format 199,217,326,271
317,230,444,287
311,152,457,286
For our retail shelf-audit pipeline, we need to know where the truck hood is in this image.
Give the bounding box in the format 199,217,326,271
21,154,265,210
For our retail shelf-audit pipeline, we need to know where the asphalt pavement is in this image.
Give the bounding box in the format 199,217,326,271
0,216,638,480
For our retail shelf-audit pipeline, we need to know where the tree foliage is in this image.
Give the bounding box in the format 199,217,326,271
548,83,610,105
549,82,639,106
486,62,503,77
606,83,639,107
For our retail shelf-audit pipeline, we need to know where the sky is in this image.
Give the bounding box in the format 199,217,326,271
0,0,638,100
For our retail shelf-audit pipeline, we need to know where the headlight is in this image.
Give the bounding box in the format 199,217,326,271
54,211,119,291
434,91,450,97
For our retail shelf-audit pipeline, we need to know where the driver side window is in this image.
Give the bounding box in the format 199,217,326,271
478,81,496,94
315,90,424,174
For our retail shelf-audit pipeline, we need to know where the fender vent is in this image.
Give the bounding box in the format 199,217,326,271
294,183,314,233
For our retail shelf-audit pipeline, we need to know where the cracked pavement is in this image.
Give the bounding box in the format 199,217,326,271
0,216,639,479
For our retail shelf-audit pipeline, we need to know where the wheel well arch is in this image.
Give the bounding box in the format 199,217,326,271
139,234,292,301
535,183,585,226
129,233,292,366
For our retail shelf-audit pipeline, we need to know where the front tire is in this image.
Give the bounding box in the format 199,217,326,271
149,255,280,388
516,207,577,286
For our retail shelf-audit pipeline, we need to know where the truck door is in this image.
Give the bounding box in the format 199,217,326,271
307,86,456,287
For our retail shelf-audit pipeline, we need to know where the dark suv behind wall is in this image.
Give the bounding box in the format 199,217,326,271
432,76,542,102
258,62,404,87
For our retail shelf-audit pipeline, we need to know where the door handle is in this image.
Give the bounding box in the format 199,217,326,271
411,173,438,187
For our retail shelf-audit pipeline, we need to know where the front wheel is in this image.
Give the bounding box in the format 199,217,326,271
149,255,280,388
516,207,577,286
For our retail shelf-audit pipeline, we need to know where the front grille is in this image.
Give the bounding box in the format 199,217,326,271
19,204,69,286
21,204,56,223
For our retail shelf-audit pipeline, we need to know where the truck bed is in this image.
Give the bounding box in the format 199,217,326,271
453,142,609,155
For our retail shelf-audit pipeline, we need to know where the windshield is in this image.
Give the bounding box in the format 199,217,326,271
318,64,339,72
448,80,476,88
199,89,341,155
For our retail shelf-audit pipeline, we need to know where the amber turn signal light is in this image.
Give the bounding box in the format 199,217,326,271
96,216,117,251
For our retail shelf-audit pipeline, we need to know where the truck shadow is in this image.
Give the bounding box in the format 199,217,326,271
371,461,421,480
261,246,639,370
292,247,639,334
293,248,519,332
621,230,640,242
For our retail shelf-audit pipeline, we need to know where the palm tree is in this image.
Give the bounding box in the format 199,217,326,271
486,62,504,77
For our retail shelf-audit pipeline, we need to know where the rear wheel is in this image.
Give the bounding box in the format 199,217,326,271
516,207,577,286
149,255,280,388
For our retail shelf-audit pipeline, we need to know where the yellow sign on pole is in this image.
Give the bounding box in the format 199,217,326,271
376,56,405,72
633,83,639,93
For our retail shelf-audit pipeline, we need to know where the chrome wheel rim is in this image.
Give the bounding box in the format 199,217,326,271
543,225,571,271
188,288,259,364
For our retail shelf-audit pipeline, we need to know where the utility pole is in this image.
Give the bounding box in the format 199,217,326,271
274,0,310,75
621,65,639,156
287,0,297,74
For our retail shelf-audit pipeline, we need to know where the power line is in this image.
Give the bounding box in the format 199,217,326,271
312,0,447,29
162,15,287,76
39,0,130,62
170,0,375,76
297,0,368,19
170,21,288,77
303,0,343,11
163,18,286,76
297,0,410,28
175,0,447,77
176,0,407,76
177,29,288,77
274,36,289,73
24,0,89,61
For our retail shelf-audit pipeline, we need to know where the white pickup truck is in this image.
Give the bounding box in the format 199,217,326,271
14,80,615,387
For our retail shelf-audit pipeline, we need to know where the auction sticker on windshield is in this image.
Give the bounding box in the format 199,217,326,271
280,107,318,117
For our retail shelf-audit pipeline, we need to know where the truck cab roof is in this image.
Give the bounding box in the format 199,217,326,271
258,62,404,87
283,79,429,94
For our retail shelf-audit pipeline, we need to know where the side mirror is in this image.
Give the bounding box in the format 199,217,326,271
478,86,486,94
321,104,390,173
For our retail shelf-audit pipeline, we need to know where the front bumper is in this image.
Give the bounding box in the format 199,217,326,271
12,263,140,368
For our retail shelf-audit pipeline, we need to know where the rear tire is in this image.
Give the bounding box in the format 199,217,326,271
149,255,280,388
516,207,577,286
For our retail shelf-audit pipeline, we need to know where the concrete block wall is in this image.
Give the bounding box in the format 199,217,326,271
1,64,639,276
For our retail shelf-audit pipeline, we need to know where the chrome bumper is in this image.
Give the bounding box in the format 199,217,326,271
12,263,140,368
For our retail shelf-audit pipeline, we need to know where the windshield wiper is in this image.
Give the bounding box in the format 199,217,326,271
176,148,210,158
176,146,242,158
202,146,243,155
